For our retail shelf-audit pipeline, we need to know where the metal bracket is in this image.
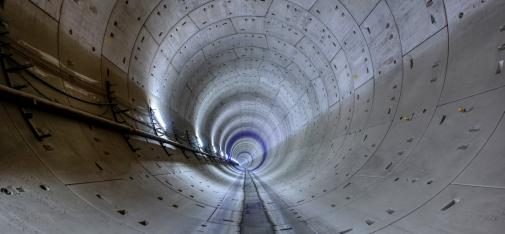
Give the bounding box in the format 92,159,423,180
20,108,51,141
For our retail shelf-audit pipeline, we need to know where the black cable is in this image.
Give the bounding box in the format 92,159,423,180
119,111,153,127
20,76,53,100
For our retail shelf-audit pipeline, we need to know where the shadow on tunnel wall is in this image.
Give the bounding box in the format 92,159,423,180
0,14,235,231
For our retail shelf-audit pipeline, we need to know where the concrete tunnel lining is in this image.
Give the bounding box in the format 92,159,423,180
0,0,505,233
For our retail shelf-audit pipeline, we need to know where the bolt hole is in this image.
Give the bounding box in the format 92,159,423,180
117,209,127,215
1,188,11,195
439,115,446,124
339,228,353,234
42,144,54,151
457,144,469,150
365,219,375,225
496,60,503,74
95,162,103,171
469,127,480,132
138,220,148,226
441,199,459,211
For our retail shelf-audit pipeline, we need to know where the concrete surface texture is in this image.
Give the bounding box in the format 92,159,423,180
0,0,504,233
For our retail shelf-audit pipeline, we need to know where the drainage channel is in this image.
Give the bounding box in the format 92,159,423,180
240,171,275,234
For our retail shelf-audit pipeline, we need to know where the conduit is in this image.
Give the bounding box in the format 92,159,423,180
0,84,224,160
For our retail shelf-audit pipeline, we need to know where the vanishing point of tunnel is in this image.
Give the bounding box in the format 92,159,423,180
0,0,504,233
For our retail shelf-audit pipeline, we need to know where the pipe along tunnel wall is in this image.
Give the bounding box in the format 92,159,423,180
0,0,505,233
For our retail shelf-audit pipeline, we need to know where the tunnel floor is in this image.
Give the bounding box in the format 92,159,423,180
240,172,275,233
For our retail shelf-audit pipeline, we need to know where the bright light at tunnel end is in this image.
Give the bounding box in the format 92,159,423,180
226,130,268,172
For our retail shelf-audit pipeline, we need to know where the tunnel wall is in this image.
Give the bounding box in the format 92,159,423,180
1,0,505,233
254,0,505,233
0,103,233,233
0,3,240,231
255,0,505,233
0,86,239,233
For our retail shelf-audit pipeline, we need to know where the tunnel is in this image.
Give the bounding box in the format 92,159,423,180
0,0,504,233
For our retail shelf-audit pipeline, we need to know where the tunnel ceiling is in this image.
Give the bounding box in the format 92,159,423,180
1,0,505,233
